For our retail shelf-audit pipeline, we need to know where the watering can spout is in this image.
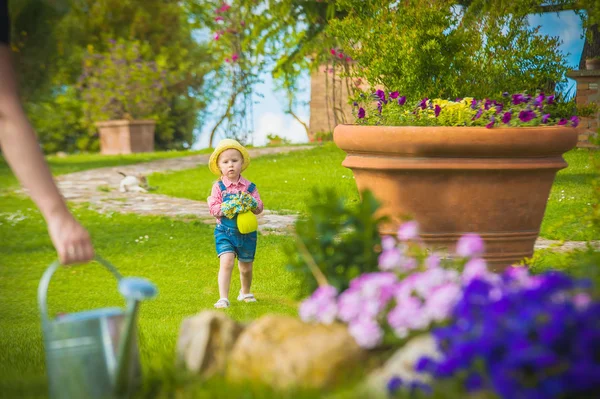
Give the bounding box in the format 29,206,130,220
114,277,157,393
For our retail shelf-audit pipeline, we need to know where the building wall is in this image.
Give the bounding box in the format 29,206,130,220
567,69,600,148
308,65,356,142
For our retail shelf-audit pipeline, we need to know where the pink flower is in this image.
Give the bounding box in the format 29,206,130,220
348,317,383,348
381,235,396,250
387,296,427,337
330,48,336,55
456,233,484,257
425,254,441,269
424,283,461,322
573,293,591,310
231,53,239,62
337,288,362,322
462,258,488,283
217,3,231,13
397,221,419,241
215,16,224,22
213,33,221,40
299,285,338,324
378,247,403,271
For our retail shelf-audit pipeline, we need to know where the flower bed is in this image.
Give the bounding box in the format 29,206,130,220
299,222,600,398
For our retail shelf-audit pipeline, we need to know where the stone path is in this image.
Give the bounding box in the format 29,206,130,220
53,146,312,233
44,145,598,251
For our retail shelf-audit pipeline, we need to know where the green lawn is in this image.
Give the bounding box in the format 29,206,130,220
0,194,303,398
0,144,597,398
0,149,212,189
151,143,599,241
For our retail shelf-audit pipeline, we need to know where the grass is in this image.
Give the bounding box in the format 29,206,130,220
0,194,304,398
150,143,359,214
0,149,212,189
151,143,599,241
0,143,597,398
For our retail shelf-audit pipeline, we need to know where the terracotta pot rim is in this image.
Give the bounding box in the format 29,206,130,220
333,124,578,158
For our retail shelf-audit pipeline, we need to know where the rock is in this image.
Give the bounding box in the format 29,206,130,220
363,334,440,397
226,315,367,391
176,311,245,378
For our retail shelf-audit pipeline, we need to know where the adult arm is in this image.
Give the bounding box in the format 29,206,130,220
0,40,93,264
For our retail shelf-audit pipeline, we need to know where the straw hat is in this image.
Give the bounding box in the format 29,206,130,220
209,139,251,176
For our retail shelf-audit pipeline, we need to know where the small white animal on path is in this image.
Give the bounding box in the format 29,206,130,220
118,172,148,193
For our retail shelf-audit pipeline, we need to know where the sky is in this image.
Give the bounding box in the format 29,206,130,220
194,10,585,149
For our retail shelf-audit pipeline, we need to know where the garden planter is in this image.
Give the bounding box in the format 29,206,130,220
585,58,600,70
333,125,578,269
96,119,156,155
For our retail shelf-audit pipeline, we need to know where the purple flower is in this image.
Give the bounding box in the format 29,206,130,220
434,104,441,117
470,99,478,109
398,221,419,241
534,93,545,106
358,107,366,119
419,98,428,109
518,109,536,123
376,89,386,103
502,92,509,97
547,95,555,104
484,99,492,110
398,96,407,106
571,115,579,127
473,109,483,120
456,233,484,257
390,91,399,99
542,113,550,124
486,115,495,129
387,376,403,394
512,94,525,105
465,372,484,392
495,104,503,113
558,118,568,125
502,111,512,124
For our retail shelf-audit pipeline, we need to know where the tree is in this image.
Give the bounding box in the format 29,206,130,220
9,0,213,152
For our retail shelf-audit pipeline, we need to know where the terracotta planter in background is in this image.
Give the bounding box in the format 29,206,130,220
96,119,156,155
333,125,578,269
585,58,600,70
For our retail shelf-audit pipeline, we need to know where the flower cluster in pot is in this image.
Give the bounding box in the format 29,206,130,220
299,222,600,398
352,90,580,129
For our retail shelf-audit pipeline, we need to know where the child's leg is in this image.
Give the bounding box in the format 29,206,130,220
238,260,253,295
218,253,236,299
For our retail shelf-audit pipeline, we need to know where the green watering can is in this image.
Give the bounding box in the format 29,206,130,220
38,256,157,399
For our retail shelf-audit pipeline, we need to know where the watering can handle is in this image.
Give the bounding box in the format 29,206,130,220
38,255,123,324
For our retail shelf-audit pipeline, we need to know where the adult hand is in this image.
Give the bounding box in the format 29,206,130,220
46,211,94,265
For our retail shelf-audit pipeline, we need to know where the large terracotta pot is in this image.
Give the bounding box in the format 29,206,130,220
333,125,578,269
96,119,156,155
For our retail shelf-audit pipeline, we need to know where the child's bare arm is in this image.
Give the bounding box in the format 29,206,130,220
207,184,224,217
250,186,264,215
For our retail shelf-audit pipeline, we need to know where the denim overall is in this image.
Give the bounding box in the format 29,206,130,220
214,181,258,262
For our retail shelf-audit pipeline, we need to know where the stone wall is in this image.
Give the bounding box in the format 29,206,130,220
566,69,600,148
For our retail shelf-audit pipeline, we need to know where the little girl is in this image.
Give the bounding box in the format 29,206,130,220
207,139,264,309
